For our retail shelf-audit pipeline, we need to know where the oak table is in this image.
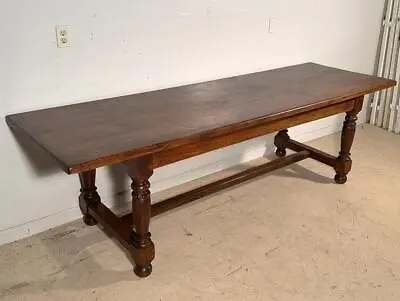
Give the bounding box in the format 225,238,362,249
6,63,395,278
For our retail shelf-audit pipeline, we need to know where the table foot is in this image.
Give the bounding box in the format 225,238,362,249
134,263,152,278
275,148,286,157
334,173,347,184
83,214,97,226
274,129,289,157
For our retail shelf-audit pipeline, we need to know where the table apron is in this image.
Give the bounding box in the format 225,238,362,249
153,99,355,169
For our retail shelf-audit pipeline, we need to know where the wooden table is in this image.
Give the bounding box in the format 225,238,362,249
6,63,395,278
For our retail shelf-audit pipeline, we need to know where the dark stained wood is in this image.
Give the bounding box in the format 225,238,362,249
5,63,396,174
5,63,396,279
78,170,100,226
79,162,156,277
87,201,133,251
286,139,337,167
78,169,133,250
274,129,290,157
334,97,364,184
153,100,354,168
124,156,155,278
121,151,310,224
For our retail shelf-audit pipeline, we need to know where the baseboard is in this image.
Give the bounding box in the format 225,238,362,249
0,122,343,246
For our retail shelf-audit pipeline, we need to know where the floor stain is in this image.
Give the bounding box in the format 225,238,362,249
47,254,93,277
194,197,234,216
388,267,399,281
47,269,64,277
43,229,79,241
75,255,91,264
1,281,30,297
265,245,280,257
182,226,193,237
225,265,242,277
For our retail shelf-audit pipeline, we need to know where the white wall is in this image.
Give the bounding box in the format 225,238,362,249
0,0,384,245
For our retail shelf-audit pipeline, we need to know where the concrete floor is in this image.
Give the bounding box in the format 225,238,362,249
1,124,400,301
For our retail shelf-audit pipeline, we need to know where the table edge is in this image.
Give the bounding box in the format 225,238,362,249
66,82,394,174
5,75,396,175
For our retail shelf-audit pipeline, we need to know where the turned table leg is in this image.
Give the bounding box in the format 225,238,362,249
78,170,100,226
334,97,363,184
274,129,290,157
125,156,155,278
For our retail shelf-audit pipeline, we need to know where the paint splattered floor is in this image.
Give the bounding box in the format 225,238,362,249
1,125,400,300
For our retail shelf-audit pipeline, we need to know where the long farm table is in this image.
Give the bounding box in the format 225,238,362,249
6,63,395,278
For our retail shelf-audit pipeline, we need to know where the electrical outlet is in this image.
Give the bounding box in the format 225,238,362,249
268,17,276,34
55,25,71,48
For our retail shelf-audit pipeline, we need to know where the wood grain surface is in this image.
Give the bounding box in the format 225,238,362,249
6,63,396,173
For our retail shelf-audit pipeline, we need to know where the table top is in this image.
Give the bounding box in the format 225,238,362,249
6,63,395,174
